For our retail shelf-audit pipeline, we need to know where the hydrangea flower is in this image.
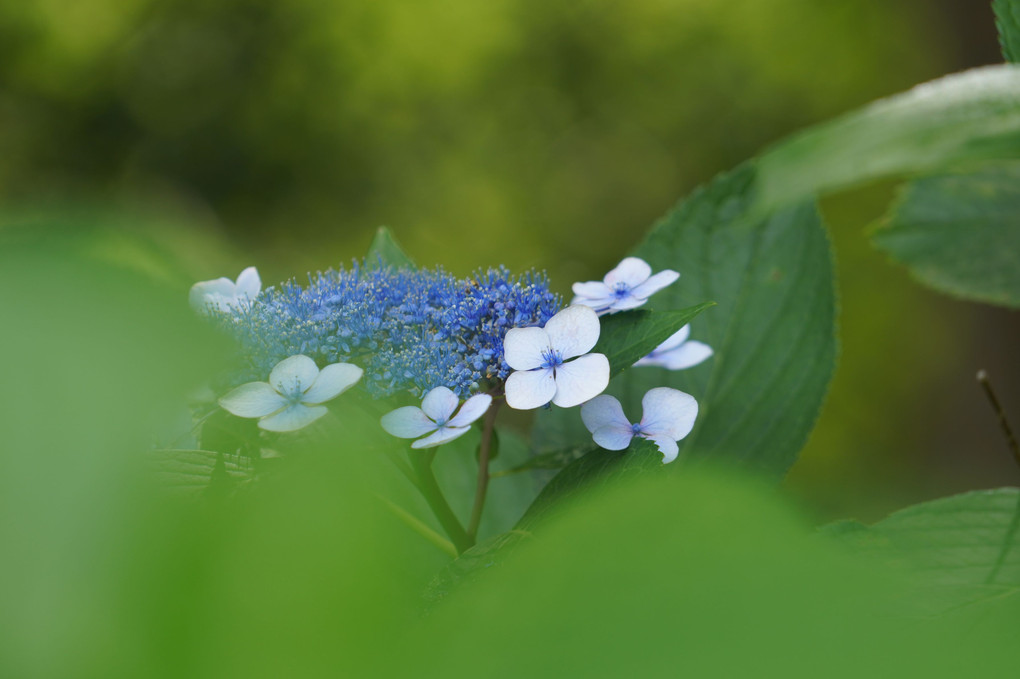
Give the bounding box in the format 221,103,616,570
219,354,362,432
571,257,679,315
220,264,560,399
380,387,492,449
580,388,698,463
634,324,714,370
503,305,609,410
190,266,262,313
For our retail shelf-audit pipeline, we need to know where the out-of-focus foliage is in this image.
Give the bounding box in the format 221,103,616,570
827,488,1020,622
404,471,1019,678
873,161,1020,308
0,0,953,278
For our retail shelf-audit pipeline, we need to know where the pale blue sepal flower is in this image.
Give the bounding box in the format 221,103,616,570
634,324,714,370
503,305,610,410
219,354,362,432
381,387,492,449
580,387,698,463
571,257,679,315
190,266,262,313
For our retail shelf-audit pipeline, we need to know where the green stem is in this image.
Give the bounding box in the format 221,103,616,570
376,495,457,558
410,449,473,555
467,400,501,540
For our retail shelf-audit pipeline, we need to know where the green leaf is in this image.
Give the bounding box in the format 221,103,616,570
364,226,415,270
995,0,1020,63
491,445,593,476
424,530,531,606
516,439,663,530
534,165,835,479
594,303,714,378
754,65,1020,215
872,161,1020,308
824,488,1020,617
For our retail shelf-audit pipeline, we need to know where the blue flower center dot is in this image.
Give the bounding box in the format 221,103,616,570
540,349,564,370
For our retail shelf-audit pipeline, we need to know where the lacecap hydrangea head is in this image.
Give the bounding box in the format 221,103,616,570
217,263,562,399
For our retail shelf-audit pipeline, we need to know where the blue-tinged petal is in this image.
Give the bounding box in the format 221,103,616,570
633,326,692,367
381,406,437,438
234,266,262,300
609,295,647,312
580,395,630,434
551,353,609,408
659,340,714,370
640,387,698,441
259,404,328,432
646,435,680,464
603,257,651,288
219,381,288,418
269,355,320,398
544,305,601,360
629,269,680,300
421,386,459,423
189,277,235,312
447,393,492,428
411,425,471,449
505,368,556,410
503,327,551,371
302,362,362,404
592,424,633,451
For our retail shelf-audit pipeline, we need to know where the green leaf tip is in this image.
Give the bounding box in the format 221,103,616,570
994,0,1020,63
594,302,716,378
365,226,415,270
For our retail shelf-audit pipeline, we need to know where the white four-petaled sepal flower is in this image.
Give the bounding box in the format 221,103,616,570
571,256,679,315
503,305,610,410
380,387,492,449
634,324,714,370
580,388,698,464
189,266,262,314
219,354,362,432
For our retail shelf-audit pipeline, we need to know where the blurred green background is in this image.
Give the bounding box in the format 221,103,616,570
0,0,1016,521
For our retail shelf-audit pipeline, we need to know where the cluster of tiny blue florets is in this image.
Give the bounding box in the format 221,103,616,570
221,263,562,398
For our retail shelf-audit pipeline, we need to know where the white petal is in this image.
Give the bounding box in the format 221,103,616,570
580,395,630,434
551,353,610,408
381,406,437,438
234,266,262,300
219,381,287,418
258,404,328,432
570,294,617,314
629,269,680,300
447,393,492,428
660,340,714,370
269,355,320,397
301,363,362,404
571,281,612,299
661,325,692,351
646,435,680,464
189,278,235,312
640,387,698,441
505,368,557,410
411,426,472,449
604,257,651,288
544,305,601,360
421,386,459,423
503,327,551,370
